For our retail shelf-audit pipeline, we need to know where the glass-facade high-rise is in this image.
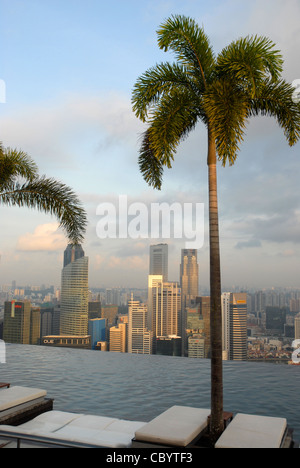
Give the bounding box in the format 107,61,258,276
60,244,89,336
149,244,168,281
3,301,31,344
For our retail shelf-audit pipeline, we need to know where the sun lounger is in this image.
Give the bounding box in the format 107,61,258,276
132,405,211,447
0,386,52,425
0,410,146,448
215,413,288,449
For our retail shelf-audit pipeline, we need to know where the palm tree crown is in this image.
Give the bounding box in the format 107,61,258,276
132,15,300,186
0,143,87,244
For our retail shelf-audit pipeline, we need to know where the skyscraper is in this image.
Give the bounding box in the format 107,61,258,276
63,244,85,268
128,296,152,354
221,292,231,360
196,296,211,358
151,280,181,339
180,249,199,356
88,318,106,350
60,244,89,336
149,244,168,281
180,249,199,308
109,323,127,353
148,275,163,333
3,301,31,344
222,292,247,361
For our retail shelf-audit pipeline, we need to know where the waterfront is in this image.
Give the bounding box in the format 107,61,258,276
0,344,299,441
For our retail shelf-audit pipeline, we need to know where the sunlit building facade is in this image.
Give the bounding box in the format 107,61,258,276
60,244,89,336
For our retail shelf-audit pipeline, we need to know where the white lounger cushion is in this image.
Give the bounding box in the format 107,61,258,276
215,413,287,449
0,386,47,412
53,425,135,448
20,410,83,433
135,405,210,446
63,414,117,430
0,410,147,448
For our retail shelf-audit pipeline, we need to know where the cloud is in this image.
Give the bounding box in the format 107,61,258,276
17,223,66,252
235,239,262,250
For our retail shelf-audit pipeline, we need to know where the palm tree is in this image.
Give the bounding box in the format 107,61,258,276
132,15,300,442
0,143,87,244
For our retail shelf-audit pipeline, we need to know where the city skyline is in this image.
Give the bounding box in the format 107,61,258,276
1,0,300,290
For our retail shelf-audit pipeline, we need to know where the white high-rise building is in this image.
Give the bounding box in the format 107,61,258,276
60,244,89,336
150,280,181,339
128,296,152,354
148,275,163,332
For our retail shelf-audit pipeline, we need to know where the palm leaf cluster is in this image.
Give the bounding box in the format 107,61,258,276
132,15,300,188
0,143,87,244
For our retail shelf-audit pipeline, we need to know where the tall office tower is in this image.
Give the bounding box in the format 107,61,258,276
149,244,168,281
151,281,181,339
3,301,31,344
128,297,152,354
88,302,101,320
148,275,163,332
40,308,54,338
196,296,211,358
60,244,89,336
109,323,127,353
180,249,199,308
223,293,247,361
221,292,231,360
180,249,199,356
63,243,85,267
30,307,41,345
295,315,300,340
266,307,287,334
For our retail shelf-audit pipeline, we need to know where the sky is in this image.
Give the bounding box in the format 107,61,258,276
0,0,300,291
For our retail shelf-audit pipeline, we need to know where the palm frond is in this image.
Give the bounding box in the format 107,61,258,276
0,145,38,188
132,62,199,122
137,88,203,189
0,176,87,244
138,130,164,190
216,35,284,96
148,89,203,164
249,79,300,146
203,79,249,165
157,15,215,86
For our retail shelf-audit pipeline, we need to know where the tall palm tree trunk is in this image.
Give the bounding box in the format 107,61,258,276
207,129,224,442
